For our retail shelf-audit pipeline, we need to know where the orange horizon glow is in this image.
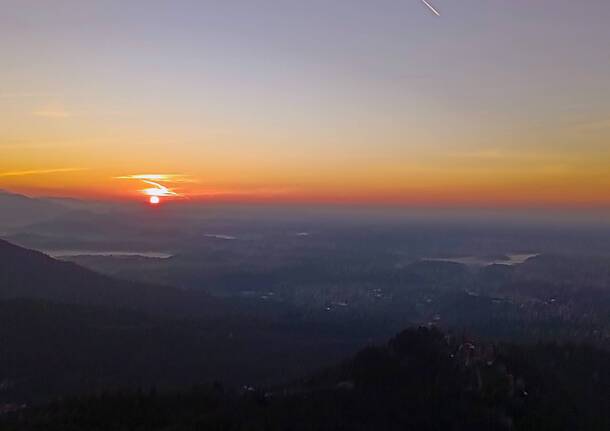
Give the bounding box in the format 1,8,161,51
2,174,610,210
2,3,610,210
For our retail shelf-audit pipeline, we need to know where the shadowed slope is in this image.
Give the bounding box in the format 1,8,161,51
0,239,215,316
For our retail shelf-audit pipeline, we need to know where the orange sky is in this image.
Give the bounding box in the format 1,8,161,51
2,1,610,207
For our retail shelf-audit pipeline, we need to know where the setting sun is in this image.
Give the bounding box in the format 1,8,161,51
149,196,160,205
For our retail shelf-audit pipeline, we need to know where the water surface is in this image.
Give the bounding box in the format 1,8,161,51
45,250,173,259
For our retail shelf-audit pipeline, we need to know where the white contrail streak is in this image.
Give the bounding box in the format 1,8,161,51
421,0,441,16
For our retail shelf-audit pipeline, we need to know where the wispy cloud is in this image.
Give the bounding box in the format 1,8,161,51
192,187,292,197
451,149,508,160
0,92,54,99
0,143,48,150
0,140,70,150
115,174,197,184
446,149,563,162
571,117,610,132
33,109,73,119
0,168,87,178
116,174,196,199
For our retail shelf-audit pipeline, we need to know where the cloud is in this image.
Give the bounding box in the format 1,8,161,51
0,168,87,178
116,174,196,199
0,92,54,99
191,187,293,197
0,140,72,150
33,109,73,119
0,143,49,150
115,174,197,184
452,149,508,160
140,180,178,197
446,149,563,162
572,117,610,132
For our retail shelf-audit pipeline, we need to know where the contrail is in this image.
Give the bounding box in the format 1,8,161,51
421,0,440,16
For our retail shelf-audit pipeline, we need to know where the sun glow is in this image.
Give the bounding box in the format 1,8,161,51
149,195,160,205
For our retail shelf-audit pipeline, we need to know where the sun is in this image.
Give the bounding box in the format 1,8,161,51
149,196,160,205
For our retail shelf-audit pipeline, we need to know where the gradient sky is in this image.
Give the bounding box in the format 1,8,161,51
1,0,610,206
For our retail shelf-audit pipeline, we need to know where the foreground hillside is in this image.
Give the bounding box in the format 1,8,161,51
2,239,609,429
0,239,222,317
0,299,371,404
0,240,382,402
2,327,609,430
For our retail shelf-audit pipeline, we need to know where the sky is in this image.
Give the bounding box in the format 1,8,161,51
1,0,610,206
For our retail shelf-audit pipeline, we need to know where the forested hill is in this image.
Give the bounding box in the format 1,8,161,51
0,239,218,316
0,299,369,403
2,327,609,430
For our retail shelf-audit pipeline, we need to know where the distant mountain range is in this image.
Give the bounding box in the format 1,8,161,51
0,190,68,229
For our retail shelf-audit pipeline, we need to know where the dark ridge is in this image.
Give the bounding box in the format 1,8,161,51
2,327,609,430
0,239,217,317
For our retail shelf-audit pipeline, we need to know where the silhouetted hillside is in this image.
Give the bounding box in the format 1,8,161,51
0,299,369,404
0,239,216,316
0,241,379,403
3,327,609,430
